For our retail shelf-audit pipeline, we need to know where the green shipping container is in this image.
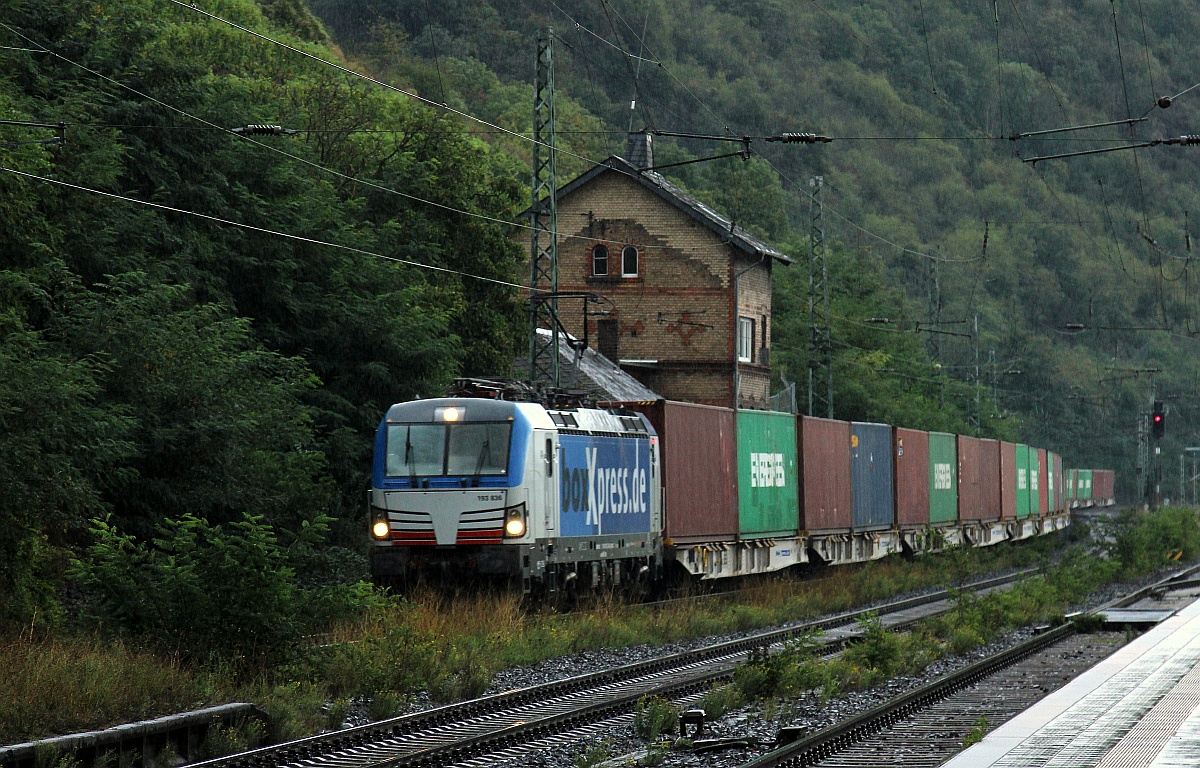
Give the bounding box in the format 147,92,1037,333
1066,469,1077,501
736,410,799,538
1047,452,1055,512
928,431,958,524
1028,448,1041,517
1015,444,1031,519
1077,469,1093,501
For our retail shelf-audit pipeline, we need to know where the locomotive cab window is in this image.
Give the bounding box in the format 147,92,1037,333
386,422,512,477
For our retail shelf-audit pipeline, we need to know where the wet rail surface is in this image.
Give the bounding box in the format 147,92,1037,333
799,632,1126,768
176,571,1032,768
736,565,1200,768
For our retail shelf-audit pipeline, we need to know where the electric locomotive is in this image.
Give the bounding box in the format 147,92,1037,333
369,395,662,593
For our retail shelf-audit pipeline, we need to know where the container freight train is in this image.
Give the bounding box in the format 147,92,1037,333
368,396,1115,592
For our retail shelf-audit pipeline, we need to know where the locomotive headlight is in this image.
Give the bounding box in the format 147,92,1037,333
372,520,391,539
503,503,527,538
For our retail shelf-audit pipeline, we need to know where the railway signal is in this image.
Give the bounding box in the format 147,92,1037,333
1152,400,1166,439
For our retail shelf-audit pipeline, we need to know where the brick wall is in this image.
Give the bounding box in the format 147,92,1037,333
524,167,777,409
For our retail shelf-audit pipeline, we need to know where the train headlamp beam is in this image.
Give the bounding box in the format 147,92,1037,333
504,504,527,538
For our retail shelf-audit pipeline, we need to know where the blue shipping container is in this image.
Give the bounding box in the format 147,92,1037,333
557,433,652,537
851,422,895,529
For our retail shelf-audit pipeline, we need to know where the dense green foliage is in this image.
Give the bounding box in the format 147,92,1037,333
69,513,385,668
310,0,1200,491
0,0,524,630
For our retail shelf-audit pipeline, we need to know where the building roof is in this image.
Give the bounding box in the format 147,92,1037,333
513,328,661,403
553,155,792,265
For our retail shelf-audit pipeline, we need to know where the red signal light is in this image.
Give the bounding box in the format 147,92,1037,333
1154,413,1163,423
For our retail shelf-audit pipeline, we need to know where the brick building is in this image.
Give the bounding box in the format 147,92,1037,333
528,134,790,409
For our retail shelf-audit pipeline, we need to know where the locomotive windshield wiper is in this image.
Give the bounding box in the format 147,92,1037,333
404,430,417,486
472,438,491,487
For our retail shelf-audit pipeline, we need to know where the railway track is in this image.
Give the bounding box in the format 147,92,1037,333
185,570,1033,768
736,564,1200,768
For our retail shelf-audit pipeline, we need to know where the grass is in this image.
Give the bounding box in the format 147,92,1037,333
3,508,1196,747
632,695,680,741
728,514,1189,708
0,637,209,743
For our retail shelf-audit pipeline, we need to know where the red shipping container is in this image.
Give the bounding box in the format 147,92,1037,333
1000,441,1018,519
1037,448,1049,516
615,400,737,543
894,427,930,527
959,437,1002,521
979,439,1002,520
957,436,980,521
799,416,853,532
1093,469,1115,502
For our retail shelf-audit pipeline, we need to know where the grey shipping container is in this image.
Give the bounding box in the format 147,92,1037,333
851,422,895,529
798,416,853,532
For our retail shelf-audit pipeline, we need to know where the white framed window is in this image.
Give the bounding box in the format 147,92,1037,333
737,316,754,363
592,244,609,276
621,245,639,277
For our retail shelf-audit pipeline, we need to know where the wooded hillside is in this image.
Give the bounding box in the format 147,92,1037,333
310,0,1200,497
0,0,524,630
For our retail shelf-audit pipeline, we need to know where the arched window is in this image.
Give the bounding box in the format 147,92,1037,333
592,244,609,276
621,245,639,277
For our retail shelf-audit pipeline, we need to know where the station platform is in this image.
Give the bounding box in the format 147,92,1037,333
943,594,1200,767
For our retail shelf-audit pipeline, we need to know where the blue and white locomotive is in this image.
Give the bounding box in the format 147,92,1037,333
369,396,662,593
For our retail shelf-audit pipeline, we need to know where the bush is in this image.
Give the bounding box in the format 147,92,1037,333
633,695,680,741
841,614,906,678
1103,508,1200,577
699,684,743,719
732,631,832,699
946,625,985,654
71,514,302,669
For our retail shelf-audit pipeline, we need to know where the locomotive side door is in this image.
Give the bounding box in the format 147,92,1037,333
529,428,558,534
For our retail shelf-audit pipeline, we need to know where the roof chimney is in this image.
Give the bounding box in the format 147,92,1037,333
624,131,653,170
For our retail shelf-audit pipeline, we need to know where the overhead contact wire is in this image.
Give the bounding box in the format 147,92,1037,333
0,20,745,258
0,165,542,292
162,0,600,169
